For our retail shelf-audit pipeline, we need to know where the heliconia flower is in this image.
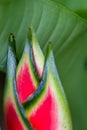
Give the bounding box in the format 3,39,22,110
3,27,73,130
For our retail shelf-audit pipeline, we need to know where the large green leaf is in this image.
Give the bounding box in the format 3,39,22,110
0,0,87,130
54,0,87,10
54,0,87,19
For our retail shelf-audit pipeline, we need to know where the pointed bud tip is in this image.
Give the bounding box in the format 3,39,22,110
47,41,52,53
8,33,16,53
28,26,34,40
9,33,15,43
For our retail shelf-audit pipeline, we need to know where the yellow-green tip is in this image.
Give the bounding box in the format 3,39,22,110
28,26,34,41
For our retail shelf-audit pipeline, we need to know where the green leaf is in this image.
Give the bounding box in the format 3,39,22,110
54,0,87,19
0,0,87,130
54,0,87,11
